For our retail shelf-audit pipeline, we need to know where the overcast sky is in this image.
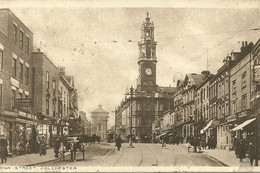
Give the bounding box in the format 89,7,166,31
6,6,260,128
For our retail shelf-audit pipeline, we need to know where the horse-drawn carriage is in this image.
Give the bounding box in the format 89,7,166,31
59,135,86,161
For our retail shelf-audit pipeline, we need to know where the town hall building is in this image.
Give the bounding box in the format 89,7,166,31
115,13,177,142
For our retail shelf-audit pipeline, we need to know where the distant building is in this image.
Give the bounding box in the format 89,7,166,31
91,105,109,141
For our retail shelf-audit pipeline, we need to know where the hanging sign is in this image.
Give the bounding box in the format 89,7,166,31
16,98,32,108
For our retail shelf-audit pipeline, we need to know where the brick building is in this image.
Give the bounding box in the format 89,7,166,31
0,9,34,154
57,67,72,136
194,72,213,145
32,52,60,146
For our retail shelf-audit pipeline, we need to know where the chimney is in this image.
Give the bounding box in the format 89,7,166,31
98,104,103,109
241,41,247,53
201,70,210,80
58,66,66,76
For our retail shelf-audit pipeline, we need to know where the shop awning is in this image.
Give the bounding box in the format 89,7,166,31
200,120,213,134
230,118,256,131
156,132,168,139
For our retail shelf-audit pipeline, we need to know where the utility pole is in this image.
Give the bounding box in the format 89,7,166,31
125,86,135,148
111,107,116,140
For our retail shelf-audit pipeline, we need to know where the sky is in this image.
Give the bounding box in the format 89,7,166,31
5,4,260,128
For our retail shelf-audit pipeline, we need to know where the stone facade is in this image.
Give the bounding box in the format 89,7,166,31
91,105,109,142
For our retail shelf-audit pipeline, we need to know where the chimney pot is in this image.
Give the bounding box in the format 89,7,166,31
242,41,244,47
245,41,248,46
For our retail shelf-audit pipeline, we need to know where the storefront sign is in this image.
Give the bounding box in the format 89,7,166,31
226,114,236,122
16,98,32,108
212,120,220,126
238,111,247,118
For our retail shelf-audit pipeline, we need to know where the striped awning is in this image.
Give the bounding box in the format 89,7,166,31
230,118,256,131
200,120,212,134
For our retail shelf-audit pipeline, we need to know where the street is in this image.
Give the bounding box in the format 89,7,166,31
36,143,223,167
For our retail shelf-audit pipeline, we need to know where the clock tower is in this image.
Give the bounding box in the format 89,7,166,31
137,12,157,93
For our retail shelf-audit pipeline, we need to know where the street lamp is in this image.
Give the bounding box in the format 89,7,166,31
125,86,135,148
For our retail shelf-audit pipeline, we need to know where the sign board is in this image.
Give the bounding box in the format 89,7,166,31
238,111,247,118
226,114,236,122
16,98,32,108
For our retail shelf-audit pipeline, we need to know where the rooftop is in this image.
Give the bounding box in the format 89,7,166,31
91,104,109,114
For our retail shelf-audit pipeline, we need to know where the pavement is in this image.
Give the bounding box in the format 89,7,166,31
181,143,253,167
2,148,57,166
0,143,258,168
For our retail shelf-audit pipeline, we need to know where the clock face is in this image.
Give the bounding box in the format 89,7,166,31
145,68,152,76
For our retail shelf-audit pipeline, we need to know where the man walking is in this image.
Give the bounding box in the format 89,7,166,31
115,135,122,151
237,139,246,163
249,142,256,166
0,135,8,163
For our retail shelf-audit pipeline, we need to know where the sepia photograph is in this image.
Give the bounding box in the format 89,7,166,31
0,1,260,172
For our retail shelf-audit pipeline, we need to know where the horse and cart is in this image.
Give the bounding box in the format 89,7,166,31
56,135,88,161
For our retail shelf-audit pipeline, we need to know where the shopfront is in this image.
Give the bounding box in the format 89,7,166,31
37,123,50,146
0,120,13,154
230,117,258,155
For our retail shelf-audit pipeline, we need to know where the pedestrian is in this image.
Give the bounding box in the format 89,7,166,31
70,140,75,161
54,137,61,158
187,138,192,153
233,137,239,158
115,135,122,151
39,136,46,156
249,142,256,166
28,137,35,154
161,138,166,148
0,135,7,163
207,136,211,149
237,139,246,163
193,136,198,152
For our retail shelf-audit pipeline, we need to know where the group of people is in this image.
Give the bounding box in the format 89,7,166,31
0,135,8,163
234,138,259,166
187,135,217,153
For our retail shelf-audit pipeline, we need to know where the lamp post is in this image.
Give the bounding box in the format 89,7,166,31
125,86,135,148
